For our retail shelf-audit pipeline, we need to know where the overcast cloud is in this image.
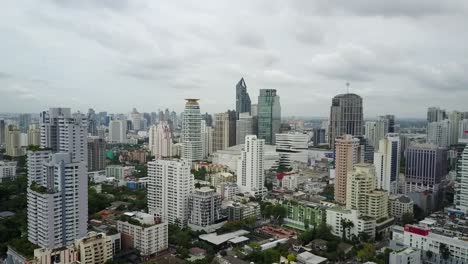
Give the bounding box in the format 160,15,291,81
1,0,468,118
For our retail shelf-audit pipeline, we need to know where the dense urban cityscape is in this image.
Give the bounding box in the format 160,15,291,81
2,1,468,264
0,79,467,264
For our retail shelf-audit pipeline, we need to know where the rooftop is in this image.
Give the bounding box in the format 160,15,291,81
297,251,328,264
199,230,249,246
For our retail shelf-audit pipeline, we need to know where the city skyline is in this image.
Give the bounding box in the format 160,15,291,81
2,1,468,117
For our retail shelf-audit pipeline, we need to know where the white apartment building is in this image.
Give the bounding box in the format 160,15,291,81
5,124,24,157
326,206,376,240
201,120,213,159
216,182,239,200
28,108,88,249
281,173,299,190
428,120,452,148
459,119,468,141
237,135,267,196
393,224,468,263
374,134,401,194
182,99,203,161
108,120,127,144
148,159,194,227
75,232,113,264
0,161,16,183
117,212,168,257
455,145,468,213
148,121,172,158
389,247,421,264
188,187,223,228
236,112,253,145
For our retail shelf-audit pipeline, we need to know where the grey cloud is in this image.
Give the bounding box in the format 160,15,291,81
290,0,468,17
0,72,12,79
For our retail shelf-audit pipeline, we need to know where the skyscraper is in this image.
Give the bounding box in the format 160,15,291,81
87,108,98,136
384,114,396,133
237,135,267,196
236,113,253,145
88,136,106,172
427,120,452,148
257,89,281,144
0,119,5,145
5,124,24,157
213,112,230,152
109,120,127,143
374,134,401,194
427,107,446,123
228,110,237,147
27,123,41,146
182,99,203,161
236,78,251,118
148,159,194,227
201,120,213,159
328,93,363,149
334,135,360,204
404,143,448,193
28,108,88,249
455,144,468,214
19,113,31,133
459,119,468,141
148,121,173,159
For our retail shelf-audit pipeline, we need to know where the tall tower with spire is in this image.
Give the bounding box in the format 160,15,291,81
236,78,251,118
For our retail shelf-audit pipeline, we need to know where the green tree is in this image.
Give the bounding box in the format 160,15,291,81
340,219,354,241
287,254,296,263
401,212,414,225
439,243,450,263
357,243,376,262
426,250,433,260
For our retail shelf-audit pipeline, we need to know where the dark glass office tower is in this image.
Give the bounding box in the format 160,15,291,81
236,78,251,118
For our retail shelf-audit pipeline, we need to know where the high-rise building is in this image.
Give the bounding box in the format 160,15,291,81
182,99,203,161
334,135,360,204
228,110,237,147
188,187,223,228
19,113,31,134
275,132,309,168
427,106,446,123
404,144,448,193
312,128,326,146
384,114,396,133
328,93,363,149
235,78,251,118
448,111,463,145
455,145,468,213
346,164,389,220
129,108,144,131
237,135,267,196
374,134,401,194
213,112,230,152
87,108,98,136
0,119,5,145
236,113,253,145
148,121,172,159
459,119,468,141
88,137,106,172
257,89,281,144
27,123,41,146
201,120,213,159
346,164,376,211
5,124,24,157
427,120,452,148
28,108,88,249
108,120,127,144
202,112,213,127
148,159,194,227
371,116,390,151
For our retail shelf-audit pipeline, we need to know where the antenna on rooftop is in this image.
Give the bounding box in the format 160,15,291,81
346,82,350,94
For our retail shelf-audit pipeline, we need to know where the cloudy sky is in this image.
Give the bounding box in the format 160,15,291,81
1,0,468,118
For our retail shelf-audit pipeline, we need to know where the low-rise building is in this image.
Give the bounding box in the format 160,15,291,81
75,232,113,264
105,165,135,180
283,201,325,231
0,161,16,182
210,172,235,188
389,195,414,220
117,212,168,257
216,183,239,200
225,201,261,221
389,247,421,264
392,224,468,263
326,206,376,240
